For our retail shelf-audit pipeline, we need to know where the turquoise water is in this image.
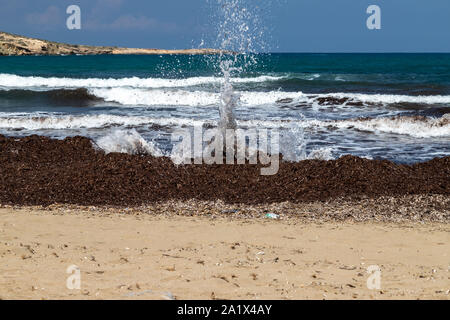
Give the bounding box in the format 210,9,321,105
2,54,450,92
0,53,449,162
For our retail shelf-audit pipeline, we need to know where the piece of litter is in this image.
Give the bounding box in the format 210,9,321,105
265,213,280,220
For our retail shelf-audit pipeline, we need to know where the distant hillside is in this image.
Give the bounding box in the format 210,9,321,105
0,31,224,56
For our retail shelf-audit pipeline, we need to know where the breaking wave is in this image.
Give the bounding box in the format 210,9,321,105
325,114,450,138
0,73,283,90
0,114,209,130
0,88,101,105
2,88,449,109
318,92,450,105
1,113,448,138
1,74,450,108
89,88,310,107
95,129,164,156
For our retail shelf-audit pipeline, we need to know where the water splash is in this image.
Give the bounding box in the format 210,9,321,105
280,121,307,162
211,0,313,163
212,0,266,136
280,116,335,162
95,129,164,156
218,60,238,132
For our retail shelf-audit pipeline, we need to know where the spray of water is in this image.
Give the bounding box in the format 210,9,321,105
280,120,335,162
96,129,164,156
95,0,316,162
218,60,238,131
204,0,314,161
211,0,267,147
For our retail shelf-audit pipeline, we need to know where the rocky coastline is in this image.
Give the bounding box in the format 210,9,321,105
0,31,225,56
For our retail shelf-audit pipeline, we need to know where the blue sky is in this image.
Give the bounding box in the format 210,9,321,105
0,0,449,52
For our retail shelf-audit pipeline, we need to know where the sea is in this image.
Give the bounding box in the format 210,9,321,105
0,53,449,163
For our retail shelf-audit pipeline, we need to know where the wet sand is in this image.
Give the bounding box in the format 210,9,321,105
0,203,449,300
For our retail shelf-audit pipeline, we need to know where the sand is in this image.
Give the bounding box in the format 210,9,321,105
0,203,448,300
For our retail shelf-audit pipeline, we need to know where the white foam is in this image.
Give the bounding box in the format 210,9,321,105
242,91,308,106
0,73,283,90
306,74,320,81
2,72,449,107
237,119,306,129
95,129,164,156
241,115,450,138
90,88,220,106
306,148,335,160
318,115,450,138
0,114,209,130
0,113,448,139
90,88,309,107
89,89,450,107
322,92,450,105
278,120,335,161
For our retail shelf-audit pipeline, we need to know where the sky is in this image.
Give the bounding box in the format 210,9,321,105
0,0,449,52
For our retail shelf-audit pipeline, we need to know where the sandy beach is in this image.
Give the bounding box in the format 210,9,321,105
0,200,449,300
1,0,449,304
0,135,449,300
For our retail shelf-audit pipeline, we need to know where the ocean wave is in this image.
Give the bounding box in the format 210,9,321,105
0,87,256,108
0,113,295,131
324,114,450,138
0,114,209,130
232,115,450,138
0,88,101,105
70,88,450,107
1,113,448,138
95,129,164,156
90,88,219,106
90,88,310,107
0,73,283,90
1,72,450,108
1,86,448,109
318,93,450,105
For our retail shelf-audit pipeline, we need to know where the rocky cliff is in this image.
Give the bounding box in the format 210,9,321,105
0,31,224,56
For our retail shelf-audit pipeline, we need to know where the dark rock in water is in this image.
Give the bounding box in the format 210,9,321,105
316,97,349,106
0,135,448,206
276,98,294,104
346,101,364,107
280,103,309,109
421,107,450,117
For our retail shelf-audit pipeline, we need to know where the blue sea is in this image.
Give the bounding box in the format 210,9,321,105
0,53,449,163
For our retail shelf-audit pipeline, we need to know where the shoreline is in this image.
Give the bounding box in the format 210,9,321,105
2,194,448,223
0,206,448,300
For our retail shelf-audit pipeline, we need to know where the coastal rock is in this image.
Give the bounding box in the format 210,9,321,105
0,31,226,56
